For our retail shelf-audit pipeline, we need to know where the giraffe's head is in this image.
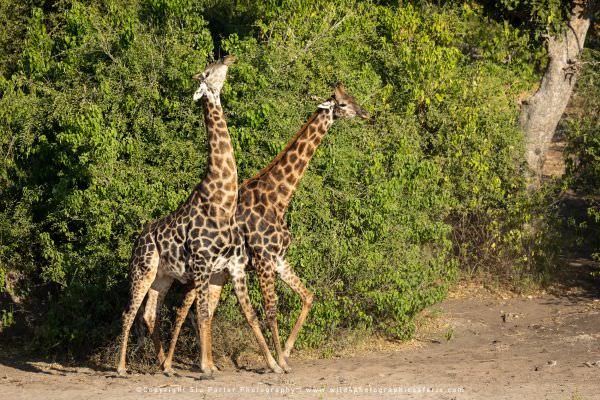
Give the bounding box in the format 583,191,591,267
319,83,368,120
192,55,236,101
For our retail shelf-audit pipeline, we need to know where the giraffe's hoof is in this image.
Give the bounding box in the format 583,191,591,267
270,364,285,374
202,364,219,374
157,354,166,365
278,360,292,373
116,368,127,377
201,366,215,376
162,367,175,376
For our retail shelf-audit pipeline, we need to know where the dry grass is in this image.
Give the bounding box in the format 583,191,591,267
90,315,264,373
448,272,550,300
90,302,453,373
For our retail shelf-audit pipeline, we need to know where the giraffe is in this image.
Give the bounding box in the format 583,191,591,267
161,83,368,373
116,55,283,376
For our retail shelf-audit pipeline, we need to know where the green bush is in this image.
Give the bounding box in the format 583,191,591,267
563,43,600,260
0,0,550,356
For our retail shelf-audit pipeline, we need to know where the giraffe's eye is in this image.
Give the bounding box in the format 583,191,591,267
339,103,347,107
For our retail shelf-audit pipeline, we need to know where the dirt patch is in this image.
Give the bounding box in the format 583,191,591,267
1,291,599,400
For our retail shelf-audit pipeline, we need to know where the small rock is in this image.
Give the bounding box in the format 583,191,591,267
583,361,600,367
547,360,557,367
501,312,520,322
583,361,595,368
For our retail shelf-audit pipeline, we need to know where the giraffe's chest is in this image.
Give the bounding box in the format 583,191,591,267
160,252,233,283
239,211,291,258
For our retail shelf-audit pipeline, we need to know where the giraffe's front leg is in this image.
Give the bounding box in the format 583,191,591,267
256,257,291,373
162,271,226,375
229,265,284,374
205,271,229,372
193,275,215,375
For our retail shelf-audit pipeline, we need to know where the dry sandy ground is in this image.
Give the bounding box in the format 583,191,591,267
1,292,599,400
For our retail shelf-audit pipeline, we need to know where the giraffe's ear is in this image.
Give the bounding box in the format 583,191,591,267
334,83,347,97
221,55,236,65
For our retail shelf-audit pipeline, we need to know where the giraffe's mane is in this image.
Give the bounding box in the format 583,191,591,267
242,109,322,186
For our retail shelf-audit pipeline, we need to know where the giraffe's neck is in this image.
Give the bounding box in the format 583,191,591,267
243,107,334,211
197,94,237,214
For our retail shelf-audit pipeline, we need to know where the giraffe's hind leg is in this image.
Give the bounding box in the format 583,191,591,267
162,282,196,375
116,247,159,375
142,272,173,364
276,257,313,359
133,305,146,350
162,285,196,374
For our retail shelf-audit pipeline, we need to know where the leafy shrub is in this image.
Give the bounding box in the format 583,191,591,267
563,42,600,259
0,0,552,357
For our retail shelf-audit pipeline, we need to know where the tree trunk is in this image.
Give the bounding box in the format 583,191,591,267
520,1,593,187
